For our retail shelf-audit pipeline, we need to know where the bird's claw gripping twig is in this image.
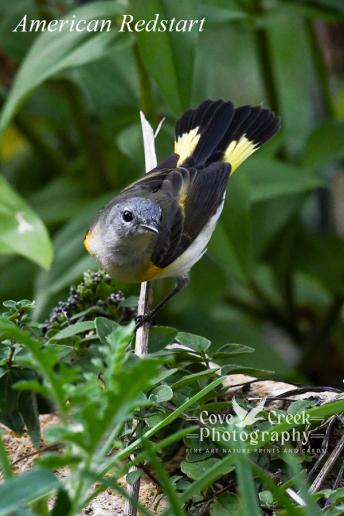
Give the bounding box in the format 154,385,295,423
135,312,153,331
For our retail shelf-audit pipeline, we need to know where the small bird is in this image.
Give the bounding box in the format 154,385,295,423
84,100,280,325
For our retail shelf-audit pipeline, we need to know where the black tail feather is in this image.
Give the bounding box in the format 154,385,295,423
174,99,280,170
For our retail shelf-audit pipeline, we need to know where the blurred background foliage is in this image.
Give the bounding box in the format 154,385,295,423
0,0,344,386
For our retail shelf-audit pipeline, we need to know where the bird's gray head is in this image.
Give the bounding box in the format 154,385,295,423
102,196,161,238
84,197,161,269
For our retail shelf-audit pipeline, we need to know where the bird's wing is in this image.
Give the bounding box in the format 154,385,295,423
151,162,230,268
123,161,229,269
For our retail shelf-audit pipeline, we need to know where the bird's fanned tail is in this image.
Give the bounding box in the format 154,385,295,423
174,99,280,173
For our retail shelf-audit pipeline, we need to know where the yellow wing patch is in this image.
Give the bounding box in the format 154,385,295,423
137,262,164,281
224,135,258,174
175,127,200,166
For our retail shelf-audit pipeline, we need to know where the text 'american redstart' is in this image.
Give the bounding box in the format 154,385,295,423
84,99,280,324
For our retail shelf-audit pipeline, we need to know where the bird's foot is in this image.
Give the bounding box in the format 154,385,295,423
135,312,153,331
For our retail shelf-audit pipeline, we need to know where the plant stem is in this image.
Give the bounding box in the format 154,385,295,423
305,19,334,119
133,44,157,124
57,80,109,192
251,0,280,115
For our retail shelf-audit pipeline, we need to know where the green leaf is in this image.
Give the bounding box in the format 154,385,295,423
50,320,95,341
130,0,198,112
181,457,234,482
95,317,120,345
0,2,131,133
221,365,274,377
302,120,344,168
213,343,254,357
210,493,241,516
180,453,236,503
172,369,219,389
116,376,225,461
209,172,251,282
126,469,142,486
0,469,60,515
244,158,322,203
18,391,40,448
50,489,72,516
176,332,211,352
0,432,13,479
234,453,262,515
0,176,52,269
250,460,300,515
149,326,178,352
149,384,173,403
143,440,185,516
292,232,344,295
283,0,344,20
284,453,321,516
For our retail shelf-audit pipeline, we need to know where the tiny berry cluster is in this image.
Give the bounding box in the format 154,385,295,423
43,270,134,334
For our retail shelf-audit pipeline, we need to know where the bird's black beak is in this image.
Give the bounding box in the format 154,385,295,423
141,223,160,234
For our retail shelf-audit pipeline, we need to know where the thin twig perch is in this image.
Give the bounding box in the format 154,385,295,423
123,112,161,516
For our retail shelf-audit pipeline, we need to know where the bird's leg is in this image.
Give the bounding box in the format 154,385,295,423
135,275,189,330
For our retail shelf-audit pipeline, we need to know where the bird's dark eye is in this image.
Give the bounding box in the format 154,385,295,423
122,210,133,222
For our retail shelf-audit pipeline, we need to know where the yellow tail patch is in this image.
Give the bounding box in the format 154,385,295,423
224,135,258,174
175,127,200,166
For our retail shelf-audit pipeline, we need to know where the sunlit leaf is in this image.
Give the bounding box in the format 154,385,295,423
0,176,52,268
0,2,131,133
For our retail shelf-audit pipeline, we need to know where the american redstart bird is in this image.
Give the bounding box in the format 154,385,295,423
84,99,280,325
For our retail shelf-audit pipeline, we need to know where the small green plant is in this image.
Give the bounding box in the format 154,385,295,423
1,281,344,514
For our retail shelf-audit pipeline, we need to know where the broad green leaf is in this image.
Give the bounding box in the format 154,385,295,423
95,317,119,345
0,176,52,268
181,457,234,482
172,369,219,389
149,384,173,402
130,0,198,113
50,489,72,516
0,2,131,133
210,493,241,516
213,343,254,356
0,469,60,515
149,326,178,352
244,158,322,203
126,469,142,485
292,232,344,295
176,332,211,352
221,365,274,377
208,172,252,283
208,221,247,283
282,0,344,20
302,120,344,169
50,320,95,341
